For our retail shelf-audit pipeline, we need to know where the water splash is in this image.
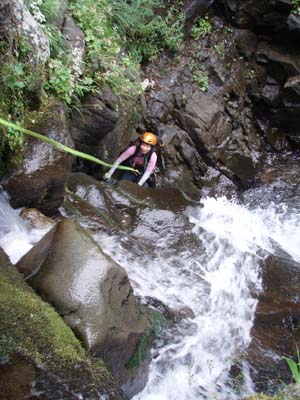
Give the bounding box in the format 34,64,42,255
0,191,50,263
96,195,300,400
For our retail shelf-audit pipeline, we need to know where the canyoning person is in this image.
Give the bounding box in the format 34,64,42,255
103,132,160,187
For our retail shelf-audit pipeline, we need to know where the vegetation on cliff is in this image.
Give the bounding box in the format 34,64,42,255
0,0,185,172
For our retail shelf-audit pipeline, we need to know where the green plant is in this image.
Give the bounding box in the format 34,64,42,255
191,16,212,40
160,6,185,53
246,68,256,80
284,347,300,383
213,43,225,60
110,0,184,60
292,0,300,15
39,0,63,21
0,37,39,118
0,126,25,175
193,70,209,92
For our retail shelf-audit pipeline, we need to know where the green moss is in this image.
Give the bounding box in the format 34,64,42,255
0,270,85,368
125,310,170,369
0,259,120,396
125,326,153,369
243,394,287,400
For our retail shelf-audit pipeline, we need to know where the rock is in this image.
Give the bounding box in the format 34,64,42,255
15,0,50,66
19,208,55,230
71,86,140,176
279,384,300,400
2,101,74,215
62,16,85,80
16,224,56,278
65,172,135,230
245,255,300,392
284,75,300,97
0,353,36,400
23,219,152,393
261,83,281,106
224,0,291,31
0,0,15,56
256,42,300,83
71,88,119,157
287,13,300,34
41,0,68,29
184,0,215,24
235,29,258,59
0,247,126,400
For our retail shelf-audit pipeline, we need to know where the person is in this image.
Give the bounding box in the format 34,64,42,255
103,132,158,187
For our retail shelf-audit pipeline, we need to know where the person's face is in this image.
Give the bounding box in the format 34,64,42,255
140,142,151,154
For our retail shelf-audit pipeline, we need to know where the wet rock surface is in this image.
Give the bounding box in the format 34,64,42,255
2,101,74,215
21,218,152,393
245,254,300,393
0,247,126,400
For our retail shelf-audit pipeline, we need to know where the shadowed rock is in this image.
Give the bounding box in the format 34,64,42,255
2,101,74,215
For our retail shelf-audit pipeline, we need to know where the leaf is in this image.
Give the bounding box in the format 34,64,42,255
284,357,300,383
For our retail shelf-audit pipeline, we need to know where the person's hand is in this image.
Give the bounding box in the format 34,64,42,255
103,171,112,181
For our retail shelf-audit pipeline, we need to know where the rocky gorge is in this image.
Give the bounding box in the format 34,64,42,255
1,0,300,399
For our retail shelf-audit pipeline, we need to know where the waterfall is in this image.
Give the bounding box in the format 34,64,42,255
97,193,300,400
0,191,49,264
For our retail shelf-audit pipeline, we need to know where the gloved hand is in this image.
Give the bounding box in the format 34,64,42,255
103,171,112,181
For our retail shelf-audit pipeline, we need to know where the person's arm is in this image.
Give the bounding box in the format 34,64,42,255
104,146,136,180
138,152,157,186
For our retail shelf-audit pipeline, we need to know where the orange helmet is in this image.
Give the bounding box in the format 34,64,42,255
140,132,157,146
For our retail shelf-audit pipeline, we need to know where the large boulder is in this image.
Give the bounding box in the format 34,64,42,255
2,100,74,215
0,247,126,400
18,219,152,394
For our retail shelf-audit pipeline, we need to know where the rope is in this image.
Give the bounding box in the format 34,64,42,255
0,117,138,173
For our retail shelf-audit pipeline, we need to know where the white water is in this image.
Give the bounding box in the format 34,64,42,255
96,195,300,400
0,191,49,263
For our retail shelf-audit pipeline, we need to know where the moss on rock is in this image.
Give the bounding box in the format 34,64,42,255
0,252,126,399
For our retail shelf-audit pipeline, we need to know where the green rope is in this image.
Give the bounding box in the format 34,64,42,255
0,116,138,173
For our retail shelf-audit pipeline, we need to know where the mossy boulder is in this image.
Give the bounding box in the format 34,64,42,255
0,247,126,399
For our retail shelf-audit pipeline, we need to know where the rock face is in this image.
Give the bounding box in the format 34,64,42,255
20,219,152,393
62,16,85,81
0,1,15,55
70,87,140,176
2,101,74,215
184,0,215,24
15,0,50,65
140,35,262,191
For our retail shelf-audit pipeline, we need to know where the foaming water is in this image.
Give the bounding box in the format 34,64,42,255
0,192,50,263
96,195,300,400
